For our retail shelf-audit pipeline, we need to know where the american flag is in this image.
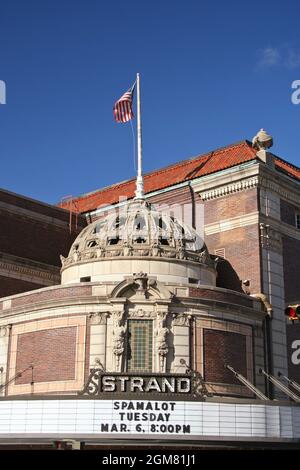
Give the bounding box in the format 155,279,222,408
113,85,135,123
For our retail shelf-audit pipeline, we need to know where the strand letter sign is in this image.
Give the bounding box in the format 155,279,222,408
80,371,191,397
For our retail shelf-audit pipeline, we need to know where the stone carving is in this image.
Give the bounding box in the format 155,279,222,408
93,357,105,371
89,312,109,325
123,241,133,257
72,248,81,262
133,272,148,298
0,325,11,337
151,241,161,257
129,309,153,318
60,255,66,267
63,199,209,267
112,311,127,372
177,244,186,260
252,129,273,151
96,244,105,258
198,249,209,264
156,327,169,372
241,280,251,296
172,313,192,327
157,309,168,324
156,311,170,372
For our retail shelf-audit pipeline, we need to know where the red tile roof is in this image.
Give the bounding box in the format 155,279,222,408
60,140,300,214
274,157,300,180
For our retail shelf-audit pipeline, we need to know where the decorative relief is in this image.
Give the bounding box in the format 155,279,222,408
0,325,11,337
89,312,110,325
200,172,300,207
172,313,192,326
200,176,259,201
93,357,105,371
128,309,155,318
112,310,126,372
133,272,149,298
0,260,59,283
156,310,168,324
156,310,170,373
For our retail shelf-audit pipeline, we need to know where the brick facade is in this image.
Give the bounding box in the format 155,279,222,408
0,210,79,267
7,316,86,396
0,189,87,297
205,225,261,294
0,276,43,298
189,287,253,308
204,189,258,225
10,285,92,309
203,329,247,385
15,327,77,384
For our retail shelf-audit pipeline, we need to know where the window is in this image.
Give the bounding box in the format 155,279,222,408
80,276,91,283
296,213,300,230
127,320,153,372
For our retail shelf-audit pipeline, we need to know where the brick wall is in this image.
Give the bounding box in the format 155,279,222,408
0,285,92,310
205,225,261,294
203,329,247,384
15,327,77,384
189,287,253,308
0,276,43,298
0,190,87,298
282,235,300,302
0,189,75,221
204,189,258,225
0,211,81,266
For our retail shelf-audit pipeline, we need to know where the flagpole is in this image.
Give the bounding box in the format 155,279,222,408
135,72,144,199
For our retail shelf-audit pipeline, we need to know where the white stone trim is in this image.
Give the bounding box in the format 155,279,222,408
200,177,260,201
205,212,259,235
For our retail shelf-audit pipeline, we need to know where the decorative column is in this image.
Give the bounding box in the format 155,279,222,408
112,310,127,372
156,310,170,373
89,312,109,371
0,325,11,396
172,313,192,373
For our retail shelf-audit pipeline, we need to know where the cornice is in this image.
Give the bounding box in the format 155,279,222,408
0,258,60,285
0,202,71,229
193,162,300,205
200,176,260,201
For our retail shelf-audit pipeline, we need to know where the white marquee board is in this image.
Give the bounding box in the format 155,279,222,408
0,399,299,441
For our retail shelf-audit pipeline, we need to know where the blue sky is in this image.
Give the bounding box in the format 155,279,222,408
0,0,300,204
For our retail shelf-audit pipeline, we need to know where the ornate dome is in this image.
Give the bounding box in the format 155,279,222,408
61,200,212,269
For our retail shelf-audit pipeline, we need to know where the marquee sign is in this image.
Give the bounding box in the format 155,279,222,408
0,398,299,441
79,371,194,396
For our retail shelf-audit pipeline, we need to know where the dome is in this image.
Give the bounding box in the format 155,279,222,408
63,200,210,266
61,199,216,286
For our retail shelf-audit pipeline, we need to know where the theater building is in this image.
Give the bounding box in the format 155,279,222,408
0,129,299,448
